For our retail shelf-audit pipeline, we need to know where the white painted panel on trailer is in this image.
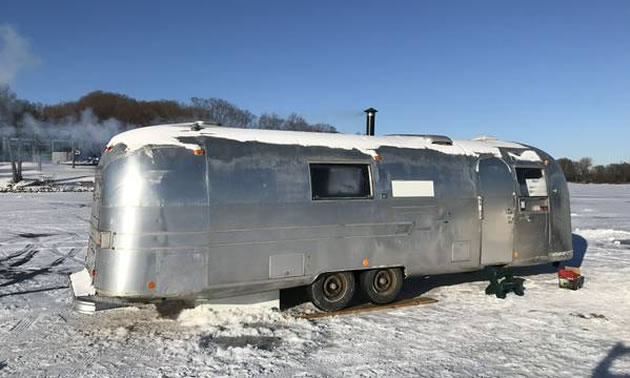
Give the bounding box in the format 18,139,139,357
392,180,435,197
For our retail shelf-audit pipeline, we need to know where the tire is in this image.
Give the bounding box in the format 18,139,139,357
359,268,404,305
307,271,356,312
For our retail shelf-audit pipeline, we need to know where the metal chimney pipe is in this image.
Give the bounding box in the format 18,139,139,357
364,107,377,136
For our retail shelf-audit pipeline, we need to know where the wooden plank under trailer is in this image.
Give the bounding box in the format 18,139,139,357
299,297,438,320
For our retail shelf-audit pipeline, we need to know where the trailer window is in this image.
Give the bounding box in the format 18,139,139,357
310,164,372,200
516,167,547,197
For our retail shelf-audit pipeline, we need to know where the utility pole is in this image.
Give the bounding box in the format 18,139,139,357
36,140,42,172
72,139,76,169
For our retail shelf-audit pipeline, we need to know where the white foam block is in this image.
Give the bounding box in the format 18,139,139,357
69,268,96,297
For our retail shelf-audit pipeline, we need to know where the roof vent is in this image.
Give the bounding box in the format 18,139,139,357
190,120,222,131
473,135,499,142
387,134,453,146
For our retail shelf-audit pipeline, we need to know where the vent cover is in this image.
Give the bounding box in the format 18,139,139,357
388,134,453,146
473,135,499,142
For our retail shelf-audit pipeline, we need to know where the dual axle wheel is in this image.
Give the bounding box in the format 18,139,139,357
306,268,404,312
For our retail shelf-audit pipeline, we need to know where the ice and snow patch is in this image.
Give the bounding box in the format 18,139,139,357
106,122,528,159
107,124,202,152
575,228,630,242
575,229,630,251
114,326,129,338
178,305,319,353
508,150,541,162
2,187,630,376
178,305,286,329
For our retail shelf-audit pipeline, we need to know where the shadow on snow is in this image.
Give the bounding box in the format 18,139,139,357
592,343,630,378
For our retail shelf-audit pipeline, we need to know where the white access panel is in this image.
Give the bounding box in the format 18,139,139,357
391,180,435,197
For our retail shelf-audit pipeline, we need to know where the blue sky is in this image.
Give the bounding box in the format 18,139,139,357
2,1,629,164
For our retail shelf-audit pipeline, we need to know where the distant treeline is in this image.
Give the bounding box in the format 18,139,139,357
557,157,630,184
0,84,337,133
4,85,628,184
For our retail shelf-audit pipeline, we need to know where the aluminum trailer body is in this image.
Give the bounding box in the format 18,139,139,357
81,122,572,308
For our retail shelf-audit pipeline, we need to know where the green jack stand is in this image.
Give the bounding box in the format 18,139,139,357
484,266,525,299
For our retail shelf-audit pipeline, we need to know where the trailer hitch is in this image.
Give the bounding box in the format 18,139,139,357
484,266,525,299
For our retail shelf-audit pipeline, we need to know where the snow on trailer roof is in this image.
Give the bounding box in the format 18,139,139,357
106,121,540,160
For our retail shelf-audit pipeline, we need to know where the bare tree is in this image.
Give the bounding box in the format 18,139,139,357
576,157,593,182
190,97,255,128
257,113,284,130
7,138,23,183
0,85,17,129
557,157,630,184
284,113,309,131
557,158,577,182
310,122,337,133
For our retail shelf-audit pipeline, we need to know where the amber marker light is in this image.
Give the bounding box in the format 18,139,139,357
513,251,520,259
193,149,205,156
147,281,156,290
372,154,383,162
362,257,369,266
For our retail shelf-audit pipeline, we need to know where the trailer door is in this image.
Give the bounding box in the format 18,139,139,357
513,166,550,260
478,157,515,265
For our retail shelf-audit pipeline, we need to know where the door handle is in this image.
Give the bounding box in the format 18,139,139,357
477,196,483,220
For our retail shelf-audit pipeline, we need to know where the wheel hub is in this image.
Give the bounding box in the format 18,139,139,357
373,270,393,293
323,275,345,300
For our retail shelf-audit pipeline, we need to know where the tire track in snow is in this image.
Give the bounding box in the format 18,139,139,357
7,249,39,267
0,244,35,263
10,314,40,335
0,244,80,289
46,246,85,265
0,314,41,345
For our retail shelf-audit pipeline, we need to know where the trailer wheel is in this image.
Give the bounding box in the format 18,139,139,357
359,268,403,305
307,272,356,312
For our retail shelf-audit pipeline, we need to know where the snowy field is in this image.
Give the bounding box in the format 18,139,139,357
0,184,629,377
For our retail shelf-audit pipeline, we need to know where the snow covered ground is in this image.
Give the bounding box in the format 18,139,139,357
0,184,629,377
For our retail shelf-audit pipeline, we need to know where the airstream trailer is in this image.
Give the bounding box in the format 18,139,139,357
73,121,572,312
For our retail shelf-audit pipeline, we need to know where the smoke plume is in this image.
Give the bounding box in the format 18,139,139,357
21,109,127,155
0,24,40,85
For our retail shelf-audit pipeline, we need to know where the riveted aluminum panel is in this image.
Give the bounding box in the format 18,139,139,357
269,254,305,278
451,241,471,262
